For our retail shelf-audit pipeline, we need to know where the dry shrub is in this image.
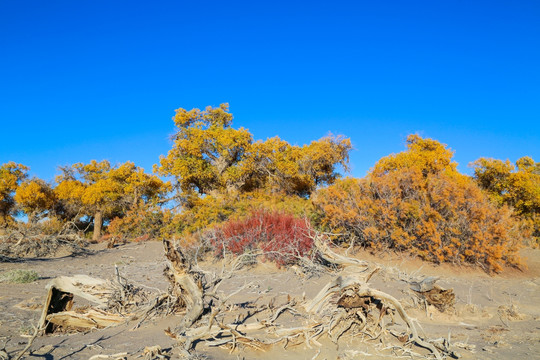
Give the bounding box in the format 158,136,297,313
0,230,88,259
107,204,171,241
208,210,314,267
314,170,523,273
39,217,65,235
0,269,39,283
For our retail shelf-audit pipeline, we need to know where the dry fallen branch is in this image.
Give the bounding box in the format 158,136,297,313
313,235,369,269
35,271,167,335
142,345,169,360
13,323,41,360
87,352,127,360
163,239,204,331
38,275,128,333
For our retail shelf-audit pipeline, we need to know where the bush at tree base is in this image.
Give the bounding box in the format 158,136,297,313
107,203,172,242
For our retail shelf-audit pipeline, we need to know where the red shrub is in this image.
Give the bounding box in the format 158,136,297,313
210,210,314,267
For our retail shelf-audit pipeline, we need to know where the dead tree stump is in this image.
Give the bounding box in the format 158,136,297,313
163,239,204,332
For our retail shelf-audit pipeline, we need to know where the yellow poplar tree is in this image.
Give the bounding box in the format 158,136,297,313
14,179,56,224
157,103,351,198
0,162,28,227
157,103,253,197
472,156,540,241
371,134,457,177
56,160,169,241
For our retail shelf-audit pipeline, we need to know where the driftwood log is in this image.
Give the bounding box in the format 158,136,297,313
38,275,130,334
313,235,369,269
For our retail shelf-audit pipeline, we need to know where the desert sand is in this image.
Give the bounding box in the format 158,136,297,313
1,241,539,359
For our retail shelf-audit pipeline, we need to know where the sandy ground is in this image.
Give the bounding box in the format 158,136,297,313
1,241,539,359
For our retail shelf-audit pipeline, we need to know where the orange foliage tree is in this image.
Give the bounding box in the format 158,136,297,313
314,135,523,272
0,162,28,227
56,160,169,241
472,156,540,242
156,104,351,234
14,178,56,224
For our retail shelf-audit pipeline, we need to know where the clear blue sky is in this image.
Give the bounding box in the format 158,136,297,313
1,0,539,181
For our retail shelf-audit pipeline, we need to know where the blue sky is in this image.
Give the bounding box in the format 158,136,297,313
1,0,539,181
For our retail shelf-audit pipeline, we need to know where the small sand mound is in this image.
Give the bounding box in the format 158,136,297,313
498,304,525,321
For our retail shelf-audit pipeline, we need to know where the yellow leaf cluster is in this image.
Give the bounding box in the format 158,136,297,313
157,104,351,203
157,103,253,195
243,135,351,196
472,156,540,243
165,190,314,236
55,160,170,233
14,179,55,222
108,202,172,241
0,162,28,226
372,134,457,177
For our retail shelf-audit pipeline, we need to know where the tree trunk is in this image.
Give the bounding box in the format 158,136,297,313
28,211,38,226
93,210,103,241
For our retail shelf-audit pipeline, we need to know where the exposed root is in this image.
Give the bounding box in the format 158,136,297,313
313,235,369,269
163,239,204,332
409,277,455,312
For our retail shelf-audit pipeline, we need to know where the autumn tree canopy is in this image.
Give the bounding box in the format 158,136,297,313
243,134,351,197
155,103,351,234
157,103,352,202
156,103,253,197
371,134,457,177
14,178,55,224
56,160,169,241
0,162,28,227
472,156,540,240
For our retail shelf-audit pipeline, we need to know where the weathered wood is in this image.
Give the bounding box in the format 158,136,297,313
38,275,141,334
44,275,115,308
313,236,369,268
305,276,443,360
46,309,127,330
163,239,204,331
39,275,117,333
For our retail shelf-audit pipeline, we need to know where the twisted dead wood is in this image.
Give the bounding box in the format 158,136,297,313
163,239,204,331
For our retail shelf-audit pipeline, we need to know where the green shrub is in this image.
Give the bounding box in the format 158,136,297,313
0,269,39,283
